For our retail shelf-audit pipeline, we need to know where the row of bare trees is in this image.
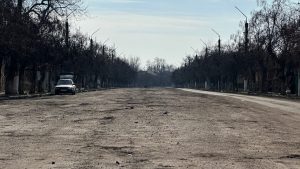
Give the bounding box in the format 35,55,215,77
136,58,174,87
172,0,300,95
0,0,138,95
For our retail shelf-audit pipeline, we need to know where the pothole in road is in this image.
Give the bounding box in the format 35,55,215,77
102,116,115,120
99,116,115,124
280,154,300,159
157,164,174,168
44,101,66,106
193,153,225,159
217,119,258,124
99,146,136,157
79,103,91,106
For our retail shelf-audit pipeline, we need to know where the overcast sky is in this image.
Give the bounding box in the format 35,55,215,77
70,0,275,67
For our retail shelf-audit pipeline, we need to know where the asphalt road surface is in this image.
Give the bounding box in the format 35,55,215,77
0,88,299,169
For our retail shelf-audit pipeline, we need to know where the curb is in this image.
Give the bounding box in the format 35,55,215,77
0,88,109,101
184,88,300,100
0,93,53,101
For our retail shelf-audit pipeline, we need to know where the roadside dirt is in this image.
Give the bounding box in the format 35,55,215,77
181,88,300,114
0,88,299,169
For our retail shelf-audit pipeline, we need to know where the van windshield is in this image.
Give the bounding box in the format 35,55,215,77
57,79,73,85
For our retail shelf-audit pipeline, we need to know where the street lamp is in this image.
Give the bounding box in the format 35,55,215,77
103,38,110,46
101,38,110,55
190,47,200,56
91,28,101,39
200,38,208,57
235,6,249,53
235,6,250,92
90,28,101,50
211,28,221,56
211,29,222,91
64,10,78,48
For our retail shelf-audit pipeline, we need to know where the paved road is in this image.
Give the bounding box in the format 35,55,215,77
0,88,299,169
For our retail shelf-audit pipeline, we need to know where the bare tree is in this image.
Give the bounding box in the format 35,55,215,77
173,0,300,94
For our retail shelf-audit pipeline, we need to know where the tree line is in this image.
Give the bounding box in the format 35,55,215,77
0,0,138,95
172,0,300,95
136,58,174,87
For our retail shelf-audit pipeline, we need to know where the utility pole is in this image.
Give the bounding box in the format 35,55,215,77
200,39,208,57
17,0,23,14
90,28,101,51
63,11,72,73
65,19,69,48
64,10,77,71
211,29,221,56
200,39,209,90
65,10,77,49
235,6,249,92
235,6,249,53
298,69,300,97
211,29,221,91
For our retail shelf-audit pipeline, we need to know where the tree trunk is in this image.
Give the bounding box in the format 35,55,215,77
298,69,300,97
29,64,37,94
38,69,46,93
48,68,52,92
94,74,98,89
5,70,19,95
244,79,248,92
5,57,19,95
260,69,267,93
18,65,25,94
0,57,2,77
17,0,23,13
82,76,86,89
0,57,4,92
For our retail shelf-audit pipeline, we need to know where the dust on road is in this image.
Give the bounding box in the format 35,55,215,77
0,88,299,169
